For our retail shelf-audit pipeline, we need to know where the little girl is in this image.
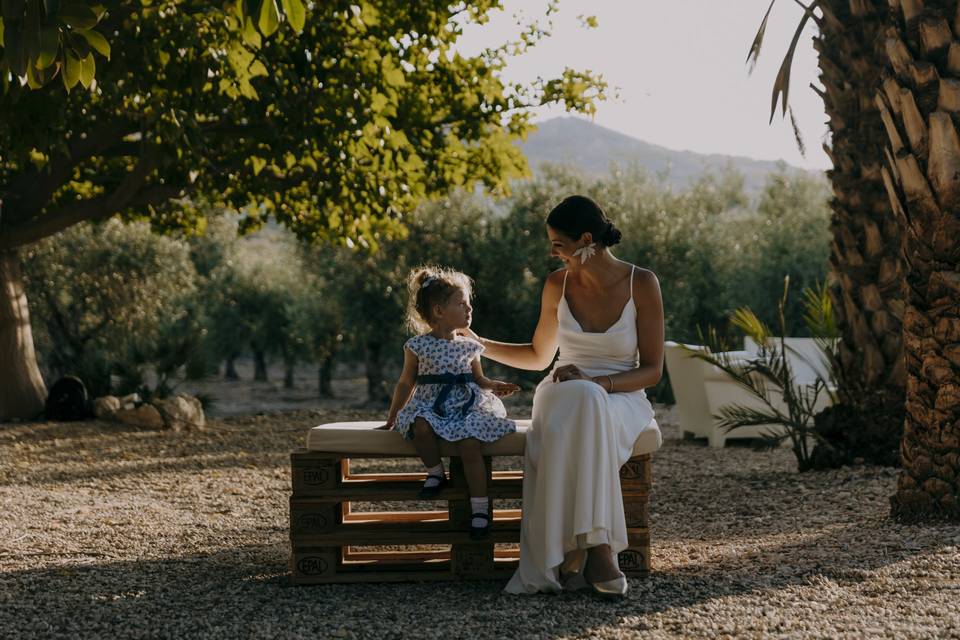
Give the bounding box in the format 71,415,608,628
383,266,519,540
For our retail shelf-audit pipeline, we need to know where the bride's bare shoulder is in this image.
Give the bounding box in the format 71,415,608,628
545,268,567,287
628,265,661,299
541,269,566,301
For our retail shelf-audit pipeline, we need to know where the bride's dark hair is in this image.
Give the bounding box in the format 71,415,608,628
546,195,622,247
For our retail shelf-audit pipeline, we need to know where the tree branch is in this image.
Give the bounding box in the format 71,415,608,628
2,121,136,225
0,151,169,251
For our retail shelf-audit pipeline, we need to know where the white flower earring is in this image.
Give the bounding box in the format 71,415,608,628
572,243,597,264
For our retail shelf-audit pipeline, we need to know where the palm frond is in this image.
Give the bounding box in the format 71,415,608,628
789,105,806,156
801,281,837,338
730,307,772,344
754,431,789,450
714,404,788,432
769,2,819,123
746,0,778,73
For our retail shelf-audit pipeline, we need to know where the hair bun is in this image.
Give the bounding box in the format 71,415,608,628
601,221,622,247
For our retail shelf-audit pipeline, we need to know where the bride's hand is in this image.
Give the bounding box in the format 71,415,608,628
552,364,588,383
456,327,480,341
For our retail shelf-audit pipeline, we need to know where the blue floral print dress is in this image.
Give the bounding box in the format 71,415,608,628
394,335,516,442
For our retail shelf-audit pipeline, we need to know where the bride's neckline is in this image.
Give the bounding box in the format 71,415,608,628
560,265,635,334
560,295,632,334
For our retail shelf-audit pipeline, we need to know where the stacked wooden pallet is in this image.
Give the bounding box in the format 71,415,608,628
289,448,652,584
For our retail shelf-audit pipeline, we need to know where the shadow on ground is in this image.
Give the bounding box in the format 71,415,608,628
0,519,953,639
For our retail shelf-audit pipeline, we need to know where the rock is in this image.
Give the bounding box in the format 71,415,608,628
93,396,122,419
152,395,205,432
113,404,165,430
118,393,141,411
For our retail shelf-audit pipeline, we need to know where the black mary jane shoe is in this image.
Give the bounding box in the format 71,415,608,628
469,512,491,541
417,474,448,499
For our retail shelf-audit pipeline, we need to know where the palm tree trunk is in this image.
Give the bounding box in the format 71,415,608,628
879,1,960,521
813,0,906,464
0,250,48,420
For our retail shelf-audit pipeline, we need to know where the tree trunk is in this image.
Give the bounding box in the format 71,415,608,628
318,356,335,398
253,348,268,382
0,250,48,420
224,353,239,381
283,356,295,390
812,1,906,464
364,340,390,404
880,2,960,521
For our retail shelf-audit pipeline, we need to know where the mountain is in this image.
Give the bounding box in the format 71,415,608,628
518,117,819,192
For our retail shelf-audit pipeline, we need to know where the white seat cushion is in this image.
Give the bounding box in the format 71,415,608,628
305,419,662,457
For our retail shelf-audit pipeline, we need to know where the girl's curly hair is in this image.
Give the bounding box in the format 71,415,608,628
406,265,473,334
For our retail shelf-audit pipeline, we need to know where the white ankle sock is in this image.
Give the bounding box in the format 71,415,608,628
470,497,489,528
423,463,444,488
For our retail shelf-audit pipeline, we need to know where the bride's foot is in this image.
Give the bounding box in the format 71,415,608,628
559,549,588,591
584,545,627,598
583,545,621,584
560,549,587,576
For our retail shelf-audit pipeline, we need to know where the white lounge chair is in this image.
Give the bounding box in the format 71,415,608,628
664,340,833,448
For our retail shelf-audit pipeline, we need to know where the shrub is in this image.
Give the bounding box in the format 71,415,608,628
22,220,199,397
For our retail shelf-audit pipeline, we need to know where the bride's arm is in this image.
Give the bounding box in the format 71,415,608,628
598,268,664,393
469,270,563,371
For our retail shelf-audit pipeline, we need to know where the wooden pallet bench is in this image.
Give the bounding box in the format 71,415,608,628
290,420,662,584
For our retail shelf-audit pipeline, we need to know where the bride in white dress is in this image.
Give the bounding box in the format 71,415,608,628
461,195,664,596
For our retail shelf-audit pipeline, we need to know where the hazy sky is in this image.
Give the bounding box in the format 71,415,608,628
458,0,830,170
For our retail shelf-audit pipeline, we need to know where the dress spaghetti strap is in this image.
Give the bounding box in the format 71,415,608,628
561,270,569,297
629,265,635,302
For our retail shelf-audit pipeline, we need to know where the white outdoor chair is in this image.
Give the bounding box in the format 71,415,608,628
664,340,833,448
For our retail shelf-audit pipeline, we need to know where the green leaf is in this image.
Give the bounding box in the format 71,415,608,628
242,15,260,47
68,31,89,58
78,51,94,87
78,27,109,58
257,0,279,37
34,25,58,68
280,0,304,33
59,1,98,29
62,49,80,89
24,59,43,88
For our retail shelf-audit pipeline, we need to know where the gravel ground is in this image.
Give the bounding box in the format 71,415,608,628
1,403,959,640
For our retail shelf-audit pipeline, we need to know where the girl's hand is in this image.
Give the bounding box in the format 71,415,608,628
490,381,521,398
552,364,589,383
376,420,395,431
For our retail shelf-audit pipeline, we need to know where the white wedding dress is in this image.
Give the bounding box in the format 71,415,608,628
504,266,658,594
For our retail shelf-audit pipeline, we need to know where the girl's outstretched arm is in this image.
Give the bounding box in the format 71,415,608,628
470,357,520,397
381,347,419,429
463,270,563,371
